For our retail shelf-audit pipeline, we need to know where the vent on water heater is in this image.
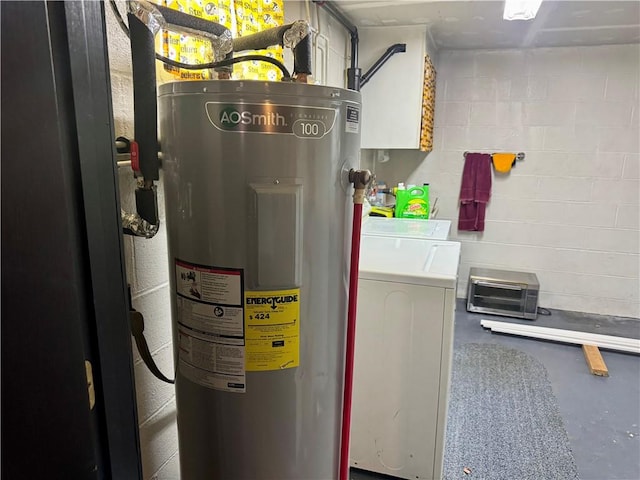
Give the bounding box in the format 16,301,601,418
159,80,361,480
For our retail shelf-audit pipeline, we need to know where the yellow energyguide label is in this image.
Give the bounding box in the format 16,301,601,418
245,288,300,371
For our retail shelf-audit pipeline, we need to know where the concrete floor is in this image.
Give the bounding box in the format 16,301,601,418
351,300,640,480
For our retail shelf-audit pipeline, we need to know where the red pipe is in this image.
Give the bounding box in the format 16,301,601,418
339,200,364,480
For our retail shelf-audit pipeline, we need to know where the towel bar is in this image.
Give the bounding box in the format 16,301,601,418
463,151,525,161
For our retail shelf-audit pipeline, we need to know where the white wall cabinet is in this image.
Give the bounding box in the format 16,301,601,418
360,26,429,149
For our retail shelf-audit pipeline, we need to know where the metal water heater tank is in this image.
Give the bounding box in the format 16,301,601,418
159,80,361,479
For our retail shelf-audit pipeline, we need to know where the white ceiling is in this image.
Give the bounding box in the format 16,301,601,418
332,0,640,50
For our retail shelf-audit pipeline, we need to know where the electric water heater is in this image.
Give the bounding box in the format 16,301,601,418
159,80,361,479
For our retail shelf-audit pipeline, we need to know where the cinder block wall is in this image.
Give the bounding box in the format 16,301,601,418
105,2,350,477
407,45,639,318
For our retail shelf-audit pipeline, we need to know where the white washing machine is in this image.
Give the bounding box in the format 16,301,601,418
351,236,461,480
362,217,452,240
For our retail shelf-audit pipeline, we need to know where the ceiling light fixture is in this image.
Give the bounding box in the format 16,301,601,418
503,0,543,20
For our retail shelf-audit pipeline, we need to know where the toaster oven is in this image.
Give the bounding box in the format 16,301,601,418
467,268,539,320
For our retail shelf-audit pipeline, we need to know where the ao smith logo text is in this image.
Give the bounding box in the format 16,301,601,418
246,294,298,310
219,107,287,129
206,102,337,136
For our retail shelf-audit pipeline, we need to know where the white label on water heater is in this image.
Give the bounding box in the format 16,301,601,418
178,327,246,392
175,259,246,393
345,104,360,134
175,260,242,305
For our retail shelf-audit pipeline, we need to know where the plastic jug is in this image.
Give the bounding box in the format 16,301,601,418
395,184,430,219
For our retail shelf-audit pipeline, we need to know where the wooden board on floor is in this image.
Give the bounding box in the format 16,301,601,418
582,344,609,377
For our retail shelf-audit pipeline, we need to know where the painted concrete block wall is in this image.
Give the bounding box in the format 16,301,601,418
105,2,349,478
404,45,639,318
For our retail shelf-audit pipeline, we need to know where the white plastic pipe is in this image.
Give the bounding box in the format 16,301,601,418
481,319,640,354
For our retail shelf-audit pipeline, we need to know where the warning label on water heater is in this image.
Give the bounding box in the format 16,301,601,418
245,289,300,371
175,259,246,393
345,104,360,134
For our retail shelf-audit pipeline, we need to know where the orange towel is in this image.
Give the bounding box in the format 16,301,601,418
493,153,517,173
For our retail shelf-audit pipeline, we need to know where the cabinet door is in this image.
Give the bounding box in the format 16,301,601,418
360,26,426,149
351,280,444,479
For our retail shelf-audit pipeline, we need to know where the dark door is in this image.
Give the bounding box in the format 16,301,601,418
1,2,142,478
